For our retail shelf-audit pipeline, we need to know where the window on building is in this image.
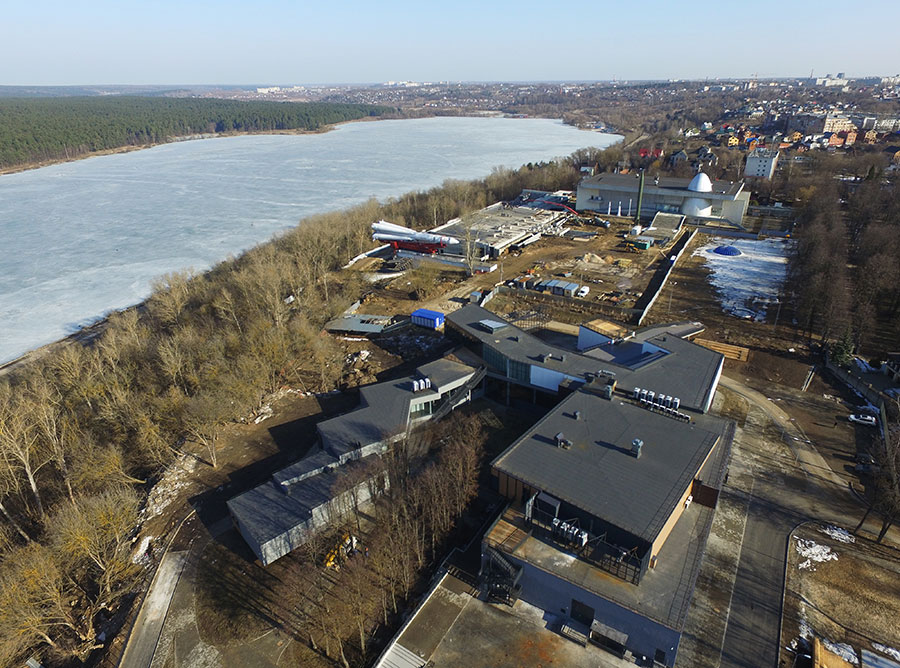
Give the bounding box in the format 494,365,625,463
410,401,433,420
483,345,507,373
509,359,529,383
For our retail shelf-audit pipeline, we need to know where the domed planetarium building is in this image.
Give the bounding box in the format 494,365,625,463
576,170,750,226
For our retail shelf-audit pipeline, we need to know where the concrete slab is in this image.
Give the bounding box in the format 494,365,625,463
120,551,188,668
491,501,713,630
428,593,632,667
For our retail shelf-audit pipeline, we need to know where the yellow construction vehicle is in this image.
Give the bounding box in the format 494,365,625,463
324,533,358,571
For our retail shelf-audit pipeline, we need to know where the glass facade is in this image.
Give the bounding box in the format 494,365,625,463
509,359,530,383
483,345,507,374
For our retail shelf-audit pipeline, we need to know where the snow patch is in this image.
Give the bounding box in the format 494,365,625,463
799,619,813,640
253,404,274,424
819,525,856,544
823,640,858,665
131,535,154,567
874,644,900,661
141,455,197,522
795,537,838,570
693,237,793,321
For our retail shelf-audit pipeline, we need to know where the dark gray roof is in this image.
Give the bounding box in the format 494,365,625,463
632,321,705,342
580,172,744,197
317,358,477,455
227,461,359,548
272,449,339,487
493,390,726,543
621,333,723,411
325,314,393,334
446,305,722,412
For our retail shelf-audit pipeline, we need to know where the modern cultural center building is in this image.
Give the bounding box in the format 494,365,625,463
444,305,733,666
576,171,750,227
231,300,733,666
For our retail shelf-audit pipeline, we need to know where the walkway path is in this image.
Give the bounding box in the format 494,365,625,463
711,375,895,668
118,551,188,668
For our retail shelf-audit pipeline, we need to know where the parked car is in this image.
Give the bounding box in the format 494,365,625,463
848,414,877,427
577,285,590,298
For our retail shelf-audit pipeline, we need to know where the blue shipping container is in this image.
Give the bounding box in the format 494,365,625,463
410,308,445,329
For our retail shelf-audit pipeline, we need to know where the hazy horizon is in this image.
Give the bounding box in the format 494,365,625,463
4,0,897,86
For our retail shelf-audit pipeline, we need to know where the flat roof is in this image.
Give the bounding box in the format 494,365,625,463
317,357,477,455
434,200,566,253
493,390,726,543
324,313,393,334
377,573,623,668
227,457,361,548
580,173,744,198
487,497,718,630
582,318,629,339
446,305,722,413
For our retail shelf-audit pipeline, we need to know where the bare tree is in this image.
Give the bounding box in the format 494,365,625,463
0,543,98,660
0,383,51,518
49,488,140,609
183,392,229,468
25,374,78,504
0,449,31,542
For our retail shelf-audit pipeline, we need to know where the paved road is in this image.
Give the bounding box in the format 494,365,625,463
118,551,187,668
718,487,800,668
715,376,866,668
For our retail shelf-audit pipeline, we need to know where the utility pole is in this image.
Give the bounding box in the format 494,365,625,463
635,169,645,222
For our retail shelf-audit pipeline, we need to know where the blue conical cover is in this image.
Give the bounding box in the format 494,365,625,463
713,245,742,256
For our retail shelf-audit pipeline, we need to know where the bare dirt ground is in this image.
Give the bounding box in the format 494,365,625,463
357,221,668,318
782,523,900,666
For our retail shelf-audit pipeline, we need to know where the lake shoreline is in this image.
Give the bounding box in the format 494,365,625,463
0,112,599,177
0,114,392,176
1,117,619,369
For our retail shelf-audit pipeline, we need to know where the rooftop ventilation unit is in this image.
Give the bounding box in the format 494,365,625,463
424,377,432,389
640,389,648,403
672,397,680,411
555,432,572,449
574,410,582,420
631,438,643,458
647,391,655,404
632,387,641,400
656,391,666,405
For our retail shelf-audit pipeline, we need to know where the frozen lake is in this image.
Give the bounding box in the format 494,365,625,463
0,117,618,364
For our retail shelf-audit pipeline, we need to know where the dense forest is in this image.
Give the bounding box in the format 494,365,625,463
0,97,392,169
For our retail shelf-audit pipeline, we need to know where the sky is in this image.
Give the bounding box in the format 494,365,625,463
4,0,898,85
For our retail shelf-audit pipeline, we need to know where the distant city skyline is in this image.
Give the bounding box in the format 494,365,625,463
4,0,898,86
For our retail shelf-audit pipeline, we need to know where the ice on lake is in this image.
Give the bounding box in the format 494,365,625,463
0,117,618,363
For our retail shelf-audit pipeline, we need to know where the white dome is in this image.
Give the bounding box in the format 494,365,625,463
688,172,713,193
682,197,712,217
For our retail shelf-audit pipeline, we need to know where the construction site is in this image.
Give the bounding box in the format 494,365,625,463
113,180,900,668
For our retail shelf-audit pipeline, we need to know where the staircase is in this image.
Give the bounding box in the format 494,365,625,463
431,366,487,421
